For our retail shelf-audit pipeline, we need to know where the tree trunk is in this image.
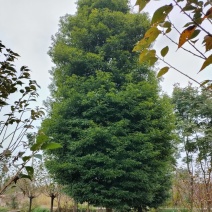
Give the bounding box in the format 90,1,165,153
137,206,143,212
56,193,61,212
73,201,78,212
29,196,33,212
207,196,211,212
86,203,90,212
50,195,55,212
106,208,112,212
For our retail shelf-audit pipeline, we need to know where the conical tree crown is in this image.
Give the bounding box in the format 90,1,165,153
49,0,150,90
77,0,129,14
42,0,176,210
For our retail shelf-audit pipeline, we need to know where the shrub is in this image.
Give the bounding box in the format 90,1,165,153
9,194,18,209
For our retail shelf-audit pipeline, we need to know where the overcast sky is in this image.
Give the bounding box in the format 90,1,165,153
0,0,211,108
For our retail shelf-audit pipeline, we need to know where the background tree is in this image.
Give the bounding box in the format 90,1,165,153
0,41,43,194
39,165,61,212
18,178,40,212
172,84,212,211
0,41,61,195
42,0,176,211
134,0,212,88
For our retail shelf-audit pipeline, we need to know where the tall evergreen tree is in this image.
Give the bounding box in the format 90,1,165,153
42,0,175,211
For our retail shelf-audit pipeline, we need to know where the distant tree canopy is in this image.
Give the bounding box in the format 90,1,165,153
42,0,176,211
77,0,129,14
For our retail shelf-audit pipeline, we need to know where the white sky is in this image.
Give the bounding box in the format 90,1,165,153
0,0,211,108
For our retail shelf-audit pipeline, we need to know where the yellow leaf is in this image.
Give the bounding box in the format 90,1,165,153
139,49,149,63
132,27,161,52
206,84,212,90
145,27,161,40
199,54,212,72
200,80,211,87
203,35,212,52
178,25,196,48
157,67,169,78
139,49,158,66
203,7,212,19
133,39,149,52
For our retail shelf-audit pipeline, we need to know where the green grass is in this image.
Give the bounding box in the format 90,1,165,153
32,207,50,212
0,207,9,212
158,209,190,212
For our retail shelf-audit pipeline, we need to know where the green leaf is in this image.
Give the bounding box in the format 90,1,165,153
161,46,169,57
151,4,173,26
12,52,20,57
0,100,8,106
160,21,172,33
18,151,25,157
19,174,32,181
183,22,193,28
29,132,48,151
193,9,203,24
36,133,48,145
157,67,169,78
41,142,62,150
34,154,42,160
190,39,199,44
25,166,34,177
182,4,196,11
189,29,201,40
160,21,171,28
199,54,212,72
22,156,31,162
135,0,150,12
30,143,42,151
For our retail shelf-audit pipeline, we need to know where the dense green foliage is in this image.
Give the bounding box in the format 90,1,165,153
77,0,129,14
42,0,175,210
173,84,212,167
